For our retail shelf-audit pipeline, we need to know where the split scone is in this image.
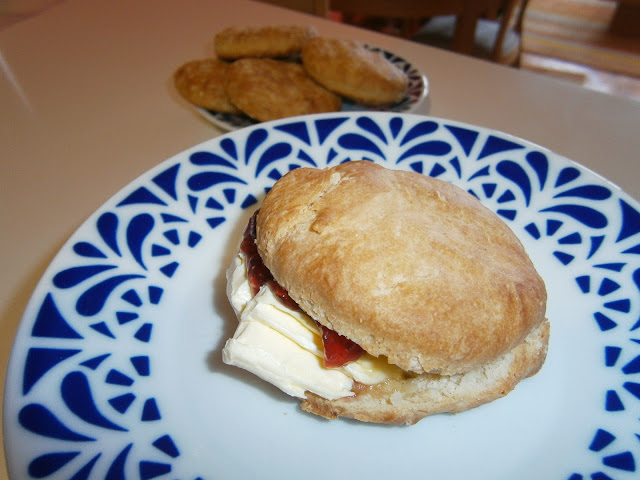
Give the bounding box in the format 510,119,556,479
222,161,549,425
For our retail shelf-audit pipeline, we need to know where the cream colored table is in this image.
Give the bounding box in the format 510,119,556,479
2,0,639,478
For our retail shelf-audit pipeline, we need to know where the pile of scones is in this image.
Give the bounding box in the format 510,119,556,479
173,25,409,122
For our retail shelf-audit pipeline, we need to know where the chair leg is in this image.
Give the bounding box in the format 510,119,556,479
490,0,520,62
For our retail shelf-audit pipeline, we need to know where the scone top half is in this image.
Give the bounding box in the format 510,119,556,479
256,161,547,376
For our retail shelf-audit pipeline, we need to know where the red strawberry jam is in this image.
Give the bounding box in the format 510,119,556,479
240,211,365,368
319,324,365,368
240,211,301,312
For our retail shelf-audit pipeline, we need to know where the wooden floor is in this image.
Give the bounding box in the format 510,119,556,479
520,0,640,103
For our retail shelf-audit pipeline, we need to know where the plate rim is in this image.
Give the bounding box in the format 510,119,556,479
4,111,640,480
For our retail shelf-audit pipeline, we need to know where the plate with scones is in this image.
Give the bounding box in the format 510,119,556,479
4,112,639,480
173,25,428,130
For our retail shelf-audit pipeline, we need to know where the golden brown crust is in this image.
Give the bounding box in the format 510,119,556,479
301,37,408,105
224,58,341,122
256,161,547,375
301,319,550,425
173,59,240,113
215,25,317,60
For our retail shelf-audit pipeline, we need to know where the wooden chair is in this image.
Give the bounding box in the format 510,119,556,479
329,0,473,44
414,0,529,65
328,0,527,66
256,0,329,17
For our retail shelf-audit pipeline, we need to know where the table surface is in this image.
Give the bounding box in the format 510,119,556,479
2,0,640,478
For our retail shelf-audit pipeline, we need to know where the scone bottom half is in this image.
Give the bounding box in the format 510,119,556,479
222,161,549,425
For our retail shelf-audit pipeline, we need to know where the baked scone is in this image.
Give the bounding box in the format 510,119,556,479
256,161,547,375
224,58,341,122
215,25,317,60
223,161,548,424
173,59,240,113
302,319,549,424
302,37,408,105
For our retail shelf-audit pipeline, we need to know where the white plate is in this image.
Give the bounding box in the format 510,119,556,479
4,113,640,480
195,47,428,131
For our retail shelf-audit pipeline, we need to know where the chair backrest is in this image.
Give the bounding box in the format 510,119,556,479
329,0,468,18
257,0,329,16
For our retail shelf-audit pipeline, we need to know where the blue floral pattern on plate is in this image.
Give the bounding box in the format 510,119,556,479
4,113,639,480
195,47,428,131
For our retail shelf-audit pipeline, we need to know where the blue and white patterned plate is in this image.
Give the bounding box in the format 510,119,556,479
4,113,640,480
195,47,428,131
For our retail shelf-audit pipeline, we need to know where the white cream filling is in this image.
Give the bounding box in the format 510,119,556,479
222,252,400,400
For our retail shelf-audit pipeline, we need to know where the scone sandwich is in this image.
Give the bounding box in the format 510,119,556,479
222,161,549,425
